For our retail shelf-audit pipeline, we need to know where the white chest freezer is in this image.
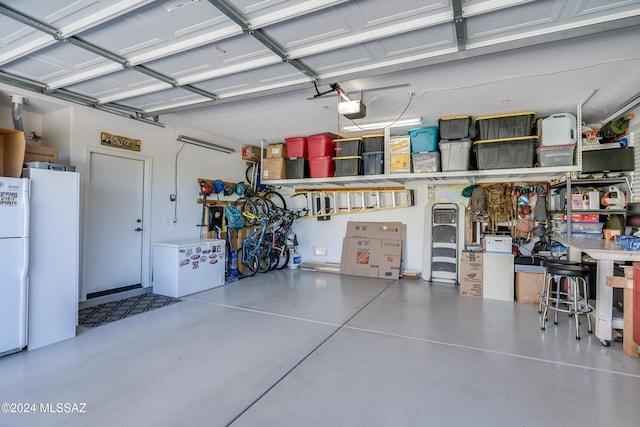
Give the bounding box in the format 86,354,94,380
152,239,225,298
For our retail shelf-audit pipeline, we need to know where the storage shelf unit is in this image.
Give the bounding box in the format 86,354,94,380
551,176,633,240
261,104,584,187
264,165,580,187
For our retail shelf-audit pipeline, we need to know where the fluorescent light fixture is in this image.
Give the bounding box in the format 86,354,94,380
601,91,640,123
164,0,200,12
177,135,235,154
342,117,422,132
338,100,366,119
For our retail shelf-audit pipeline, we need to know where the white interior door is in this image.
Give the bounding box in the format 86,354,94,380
83,151,145,296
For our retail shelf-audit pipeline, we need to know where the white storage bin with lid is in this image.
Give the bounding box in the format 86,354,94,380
536,144,575,167
539,113,577,146
439,139,471,171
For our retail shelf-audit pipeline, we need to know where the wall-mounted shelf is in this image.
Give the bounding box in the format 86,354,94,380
264,165,580,187
262,104,586,188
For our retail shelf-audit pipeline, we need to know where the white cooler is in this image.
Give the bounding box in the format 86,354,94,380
153,239,225,298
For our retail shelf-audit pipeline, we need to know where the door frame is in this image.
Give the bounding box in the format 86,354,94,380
81,146,153,301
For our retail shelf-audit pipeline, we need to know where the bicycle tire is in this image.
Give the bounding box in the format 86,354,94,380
257,248,271,273
276,247,289,270
267,246,281,270
240,243,258,277
241,198,259,226
252,196,273,217
245,163,259,188
264,190,286,210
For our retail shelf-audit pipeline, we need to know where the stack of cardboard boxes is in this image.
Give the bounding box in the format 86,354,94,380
261,143,287,181
340,221,405,280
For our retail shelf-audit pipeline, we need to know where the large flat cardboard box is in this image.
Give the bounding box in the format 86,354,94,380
515,269,545,304
0,128,26,177
379,239,403,280
346,221,404,240
24,145,59,164
261,158,286,180
460,250,482,297
340,237,380,278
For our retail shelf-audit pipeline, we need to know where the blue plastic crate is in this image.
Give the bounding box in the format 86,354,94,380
409,126,438,152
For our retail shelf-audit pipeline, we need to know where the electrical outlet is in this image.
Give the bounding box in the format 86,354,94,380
313,246,327,256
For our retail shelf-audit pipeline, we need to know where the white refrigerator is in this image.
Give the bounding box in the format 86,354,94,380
22,167,80,351
153,239,226,298
0,177,30,356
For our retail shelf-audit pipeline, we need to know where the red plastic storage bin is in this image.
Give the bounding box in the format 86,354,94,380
307,134,336,158
309,156,334,178
285,136,307,158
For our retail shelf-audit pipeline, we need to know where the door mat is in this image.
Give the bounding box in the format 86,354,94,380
78,293,180,328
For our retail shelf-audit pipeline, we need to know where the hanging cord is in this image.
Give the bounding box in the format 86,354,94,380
173,142,187,223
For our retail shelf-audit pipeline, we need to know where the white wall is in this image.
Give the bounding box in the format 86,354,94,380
66,106,248,242
288,183,433,272
0,84,249,294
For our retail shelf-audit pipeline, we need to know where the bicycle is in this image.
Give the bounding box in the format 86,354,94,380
238,211,275,277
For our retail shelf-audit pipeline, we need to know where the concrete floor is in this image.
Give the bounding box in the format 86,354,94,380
1,269,639,427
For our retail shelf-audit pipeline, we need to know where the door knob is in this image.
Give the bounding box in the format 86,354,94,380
137,219,142,223
134,227,143,232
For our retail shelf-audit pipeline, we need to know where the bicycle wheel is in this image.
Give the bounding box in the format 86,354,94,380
252,196,273,217
245,163,259,188
257,247,272,273
240,243,258,277
275,246,289,270
241,198,259,226
264,190,286,211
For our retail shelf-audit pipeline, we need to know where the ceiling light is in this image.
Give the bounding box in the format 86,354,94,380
177,135,235,154
341,117,422,132
338,100,366,119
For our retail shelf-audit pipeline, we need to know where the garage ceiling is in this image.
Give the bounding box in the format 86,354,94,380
0,0,640,144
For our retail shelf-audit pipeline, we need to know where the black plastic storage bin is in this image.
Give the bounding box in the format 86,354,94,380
362,151,384,175
333,138,362,157
362,134,384,152
333,156,362,176
285,157,309,179
438,116,474,140
474,136,537,170
475,112,535,140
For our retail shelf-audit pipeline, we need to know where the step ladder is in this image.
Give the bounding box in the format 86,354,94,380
294,186,414,219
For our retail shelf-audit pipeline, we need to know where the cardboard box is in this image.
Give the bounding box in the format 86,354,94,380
379,239,403,279
389,153,411,173
0,128,26,177
261,158,286,180
266,143,287,158
460,250,483,297
340,237,380,278
389,136,410,153
341,222,405,279
515,267,546,304
484,235,512,253
242,145,265,161
24,145,59,164
345,221,404,240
